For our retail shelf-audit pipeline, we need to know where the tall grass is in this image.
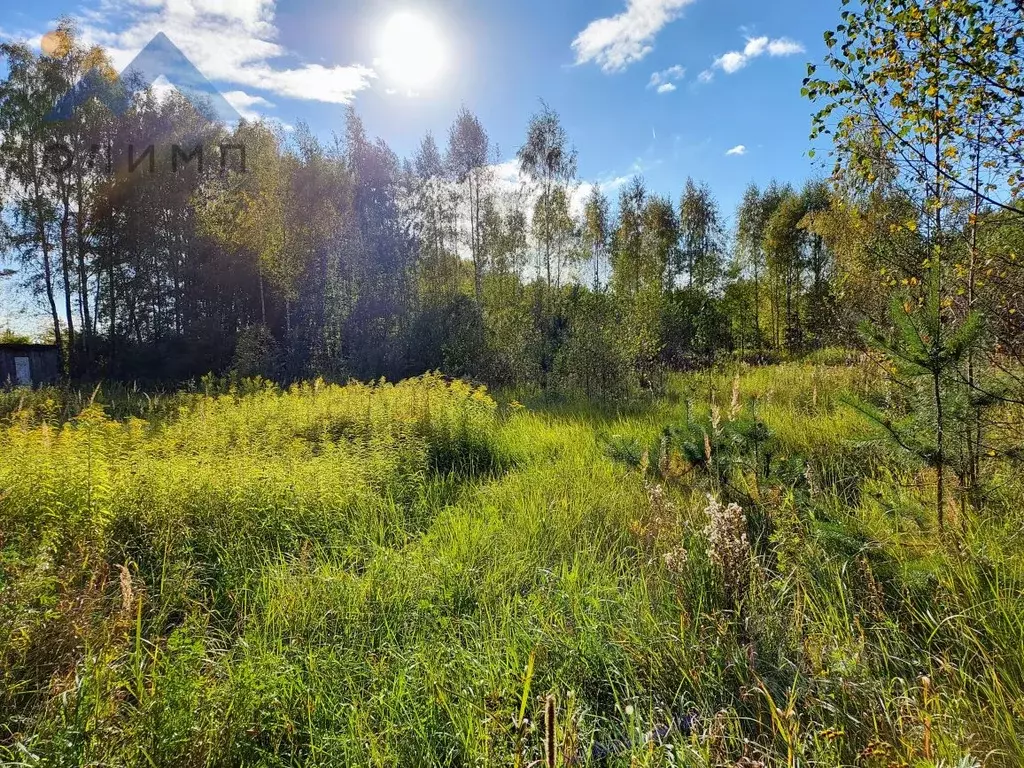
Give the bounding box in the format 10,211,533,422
2,365,1023,765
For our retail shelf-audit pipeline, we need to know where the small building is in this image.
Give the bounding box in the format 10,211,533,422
0,344,61,388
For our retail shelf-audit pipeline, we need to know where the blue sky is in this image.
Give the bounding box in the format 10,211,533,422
1,0,843,330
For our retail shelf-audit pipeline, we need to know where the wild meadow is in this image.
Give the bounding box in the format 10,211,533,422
4,0,1024,764
2,363,1023,767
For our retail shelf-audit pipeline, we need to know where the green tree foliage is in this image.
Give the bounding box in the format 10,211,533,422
806,0,1024,211
805,0,1024,524
412,131,460,302
517,102,577,294
678,177,724,291
446,108,491,304
582,186,610,291
552,289,639,399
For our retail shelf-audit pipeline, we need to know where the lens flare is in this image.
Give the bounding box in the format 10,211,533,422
378,11,446,91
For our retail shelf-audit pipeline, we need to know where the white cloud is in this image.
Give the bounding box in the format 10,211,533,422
647,64,685,93
600,175,631,193
715,51,748,74
572,0,697,73
222,90,273,111
222,89,274,120
241,63,374,104
648,64,685,87
149,74,178,104
576,175,630,203
702,34,804,81
743,36,768,58
0,26,22,42
383,86,422,98
725,144,747,156
426,160,630,280
768,38,805,56
490,159,526,188
468,160,632,226
75,0,374,104
266,117,295,132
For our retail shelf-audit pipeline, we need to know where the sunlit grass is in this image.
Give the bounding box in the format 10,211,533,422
2,364,1023,765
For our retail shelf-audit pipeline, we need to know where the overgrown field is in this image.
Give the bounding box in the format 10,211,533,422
2,367,1024,766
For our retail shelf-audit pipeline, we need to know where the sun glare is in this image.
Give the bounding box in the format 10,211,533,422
378,11,446,91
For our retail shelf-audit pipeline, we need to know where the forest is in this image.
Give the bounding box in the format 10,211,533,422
2,30,838,393
3,0,1024,765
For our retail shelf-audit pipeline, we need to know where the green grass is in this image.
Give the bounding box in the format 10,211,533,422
2,365,1023,766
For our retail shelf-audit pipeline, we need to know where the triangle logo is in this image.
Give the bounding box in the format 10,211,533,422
49,32,241,124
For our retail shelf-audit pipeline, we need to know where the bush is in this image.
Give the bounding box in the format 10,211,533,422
660,288,733,369
552,291,640,400
231,324,281,380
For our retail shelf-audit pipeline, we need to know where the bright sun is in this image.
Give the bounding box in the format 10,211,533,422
378,11,446,91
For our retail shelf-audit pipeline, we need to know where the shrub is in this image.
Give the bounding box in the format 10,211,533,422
231,324,281,380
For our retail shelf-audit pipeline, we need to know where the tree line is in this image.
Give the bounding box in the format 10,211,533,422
2,7,1024,415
